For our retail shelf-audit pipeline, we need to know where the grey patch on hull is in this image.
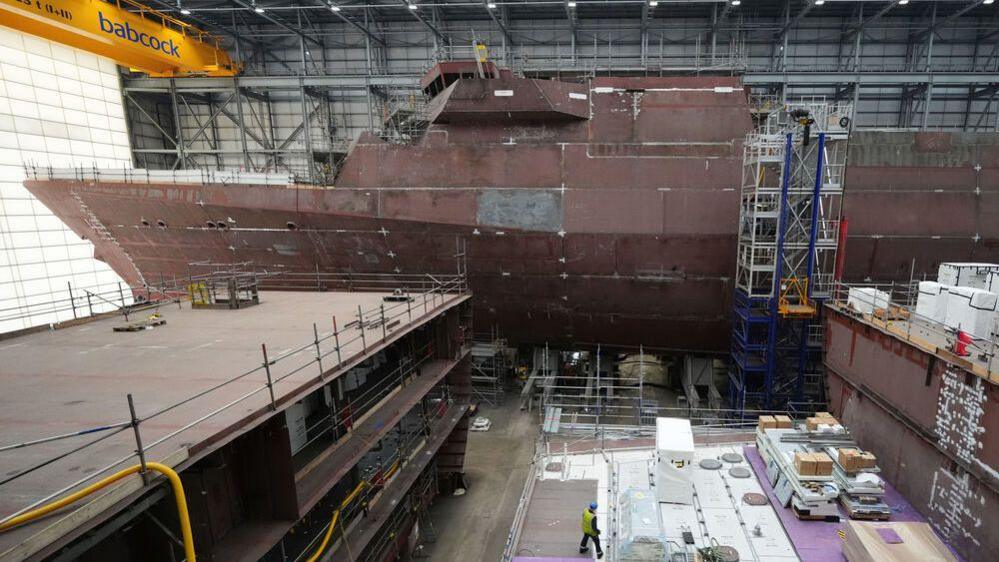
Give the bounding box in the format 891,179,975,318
699,458,723,470
272,243,299,256
476,189,562,232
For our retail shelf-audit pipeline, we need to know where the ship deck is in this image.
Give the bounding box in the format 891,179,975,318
0,289,467,559
510,439,960,562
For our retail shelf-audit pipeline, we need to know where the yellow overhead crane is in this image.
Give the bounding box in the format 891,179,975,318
0,0,240,77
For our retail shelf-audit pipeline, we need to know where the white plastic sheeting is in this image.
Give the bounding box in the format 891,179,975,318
916,281,950,324
937,263,999,290
0,28,132,334
944,286,999,338
616,488,667,562
847,287,890,315
655,418,695,505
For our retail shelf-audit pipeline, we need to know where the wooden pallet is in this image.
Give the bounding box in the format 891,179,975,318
873,304,910,321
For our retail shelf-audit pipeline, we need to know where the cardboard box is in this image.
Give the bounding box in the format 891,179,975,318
815,411,835,419
808,416,840,430
812,452,834,476
860,452,877,469
794,451,816,476
774,415,793,429
838,448,861,471
758,415,777,430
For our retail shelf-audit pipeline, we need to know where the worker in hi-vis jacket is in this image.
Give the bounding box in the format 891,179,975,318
579,501,604,559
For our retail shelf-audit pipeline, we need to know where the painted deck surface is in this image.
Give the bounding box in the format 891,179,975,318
0,290,466,556
743,445,965,562
516,444,799,561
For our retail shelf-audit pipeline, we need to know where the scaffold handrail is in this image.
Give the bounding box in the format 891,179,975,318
0,270,469,527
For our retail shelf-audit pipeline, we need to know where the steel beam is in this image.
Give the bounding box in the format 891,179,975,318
744,71,999,86
916,0,989,42
401,1,449,43
125,71,999,92
843,0,905,38
486,2,515,46
330,8,387,47
231,0,324,48
775,2,814,41
124,74,423,91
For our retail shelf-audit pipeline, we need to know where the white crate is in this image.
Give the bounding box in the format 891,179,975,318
848,287,890,315
944,286,999,338
937,262,999,289
916,281,950,324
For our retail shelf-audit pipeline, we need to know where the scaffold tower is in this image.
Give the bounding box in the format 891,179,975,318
731,98,852,412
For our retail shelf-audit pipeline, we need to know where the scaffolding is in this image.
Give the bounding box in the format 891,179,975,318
470,327,509,406
731,100,852,413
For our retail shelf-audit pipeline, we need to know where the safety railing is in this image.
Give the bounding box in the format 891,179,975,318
827,280,999,375
256,270,469,295
0,272,468,526
290,340,435,458
24,164,293,186
289,390,453,562
0,279,184,334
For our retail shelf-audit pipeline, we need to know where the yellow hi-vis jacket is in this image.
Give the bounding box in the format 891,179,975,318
580,509,598,536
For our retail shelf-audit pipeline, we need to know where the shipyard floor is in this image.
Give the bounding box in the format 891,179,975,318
422,392,540,561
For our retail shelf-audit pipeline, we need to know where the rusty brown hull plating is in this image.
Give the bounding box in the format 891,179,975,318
23,77,999,350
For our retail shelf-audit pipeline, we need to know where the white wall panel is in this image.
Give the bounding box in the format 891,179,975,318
0,26,132,334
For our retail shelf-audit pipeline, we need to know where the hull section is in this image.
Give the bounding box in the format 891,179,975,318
22,76,999,350
824,307,998,562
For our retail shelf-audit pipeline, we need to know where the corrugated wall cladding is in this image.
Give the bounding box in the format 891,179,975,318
0,27,131,334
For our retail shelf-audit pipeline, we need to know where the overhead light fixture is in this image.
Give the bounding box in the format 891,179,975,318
814,0,825,5
252,1,265,14
408,2,419,9
567,0,577,7
487,2,497,8
731,0,740,5
982,0,993,4
649,0,658,6
177,0,190,14
899,0,909,4
329,4,341,11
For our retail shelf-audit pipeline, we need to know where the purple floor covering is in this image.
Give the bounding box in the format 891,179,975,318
743,445,963,562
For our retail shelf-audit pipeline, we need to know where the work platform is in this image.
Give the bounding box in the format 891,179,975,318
0,287,471,561
505,432,960,562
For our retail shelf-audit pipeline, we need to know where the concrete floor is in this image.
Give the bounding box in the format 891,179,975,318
422,392,539,561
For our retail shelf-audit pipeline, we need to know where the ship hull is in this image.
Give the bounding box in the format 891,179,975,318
23,77,999,350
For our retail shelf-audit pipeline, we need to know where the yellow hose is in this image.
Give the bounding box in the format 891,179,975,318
0,462,196,562
306,509,341,562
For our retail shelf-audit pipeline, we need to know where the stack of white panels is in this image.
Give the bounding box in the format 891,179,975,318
989,270,999,293
944,286,999,338
915,281,950,323
937,263,999,289
848,287,890,315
